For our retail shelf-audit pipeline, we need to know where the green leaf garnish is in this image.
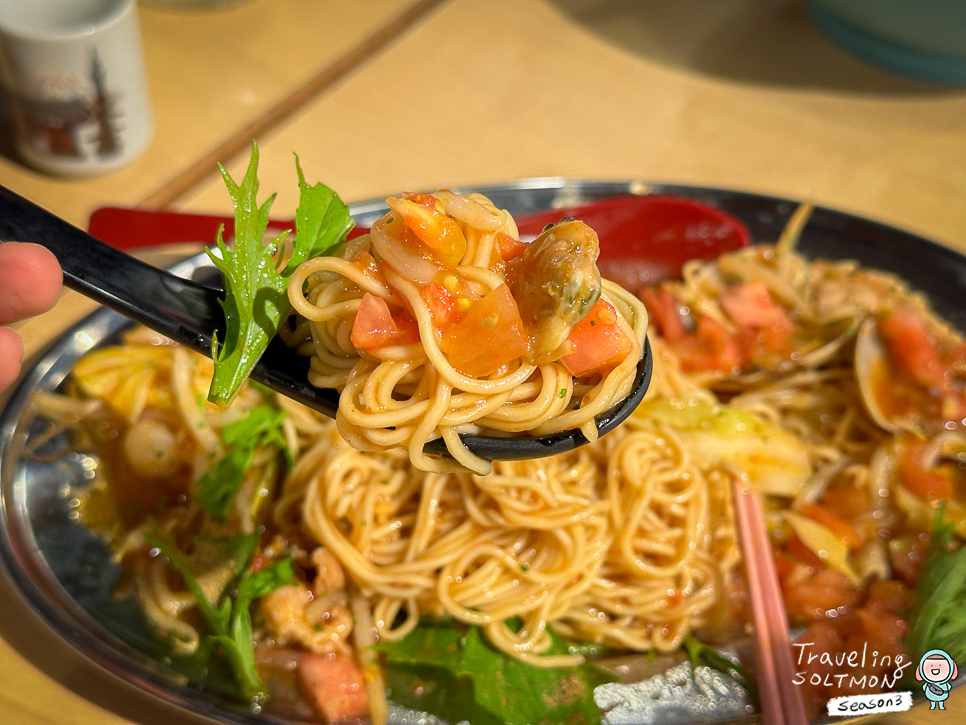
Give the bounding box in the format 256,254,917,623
219,556,297,700
206,142,353,406
378,620,615,725
144,530,256,633
145,529,296,701
383,665,500,725
283,155,355,276
197,404,289,520
683,635,758,704
908,504,966,666
222,404,288,447
238,558,297,601
197,446,256,522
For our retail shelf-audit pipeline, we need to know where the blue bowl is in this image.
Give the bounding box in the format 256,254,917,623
808,0,966,85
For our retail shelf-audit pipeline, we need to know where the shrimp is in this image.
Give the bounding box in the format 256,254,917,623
261,547,353,655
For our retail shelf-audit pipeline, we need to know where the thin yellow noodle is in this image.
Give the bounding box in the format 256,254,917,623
290,404,737,666
171,346,222,462
135,557,200,656
285,191,647,474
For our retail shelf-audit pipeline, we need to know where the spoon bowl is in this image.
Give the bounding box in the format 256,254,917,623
0,183,651,462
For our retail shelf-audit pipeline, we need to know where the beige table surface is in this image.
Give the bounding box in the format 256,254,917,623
3,0,966,722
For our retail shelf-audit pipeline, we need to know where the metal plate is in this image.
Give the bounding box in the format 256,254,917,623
2,180,963,725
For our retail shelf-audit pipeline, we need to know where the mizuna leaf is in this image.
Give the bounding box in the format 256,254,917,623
206,143,352,406
378,620,615,725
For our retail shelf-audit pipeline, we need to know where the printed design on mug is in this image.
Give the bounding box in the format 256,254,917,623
916,648,958,711
15,49,122,160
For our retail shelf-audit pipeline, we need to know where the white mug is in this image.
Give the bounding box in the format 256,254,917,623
0,0,153,176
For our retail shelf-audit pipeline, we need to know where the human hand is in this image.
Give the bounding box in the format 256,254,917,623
0,243,63,392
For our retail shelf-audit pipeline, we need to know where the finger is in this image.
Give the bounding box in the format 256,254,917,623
0,242,63,325
0,326,25,393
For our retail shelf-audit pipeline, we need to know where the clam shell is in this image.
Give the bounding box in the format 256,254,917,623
714,320,857,390
854,317,916,433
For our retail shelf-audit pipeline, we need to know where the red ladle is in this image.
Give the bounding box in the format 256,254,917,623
515,195,750,289
88,193,750,288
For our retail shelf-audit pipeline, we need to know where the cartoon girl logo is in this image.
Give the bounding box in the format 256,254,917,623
916,649,958,711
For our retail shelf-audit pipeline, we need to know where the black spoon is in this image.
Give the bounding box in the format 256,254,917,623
0,183,651,461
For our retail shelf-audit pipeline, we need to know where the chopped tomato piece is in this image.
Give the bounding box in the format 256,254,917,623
830,608,864,638
421,283,457,325
879,307,947,390
672,315,744,373
897,436,953,500
721,281,794,357
840,629,907,698
795,623,844,661
865,580,913,614
736,322,792,359
440,285,529,377
789,581,911,715
720,281,793,332
847,607,907,665
783,565,859,621
641,285,746,372
785,535,823,569
497,232,527,261
888,533,928,586
820,486,869,521
774,551,794,581
559,299,634,377
403,191,439,209
388,197,466,267
350,293,420,352
640,286,687,342
799,503,863,549
296,652,369,722
793,623,845,719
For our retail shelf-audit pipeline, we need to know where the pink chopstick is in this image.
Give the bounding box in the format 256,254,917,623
732,480,809,725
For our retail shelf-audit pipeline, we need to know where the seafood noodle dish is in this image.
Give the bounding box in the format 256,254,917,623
24,161,966,724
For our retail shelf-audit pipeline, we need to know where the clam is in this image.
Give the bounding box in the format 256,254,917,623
795,321,859,368
853,538,890,582
508,218,602,362
713,318,858,391
854,317,916,433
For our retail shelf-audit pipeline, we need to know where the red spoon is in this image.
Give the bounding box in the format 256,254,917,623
515,195,750,289
88,194,750,288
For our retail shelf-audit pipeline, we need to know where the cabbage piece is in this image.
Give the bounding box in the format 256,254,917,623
635,398,810,496
893,484,966,538
784,510,858,582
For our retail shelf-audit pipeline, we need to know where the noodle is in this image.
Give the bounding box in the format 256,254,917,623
285,191,648,475
285,400,736,666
